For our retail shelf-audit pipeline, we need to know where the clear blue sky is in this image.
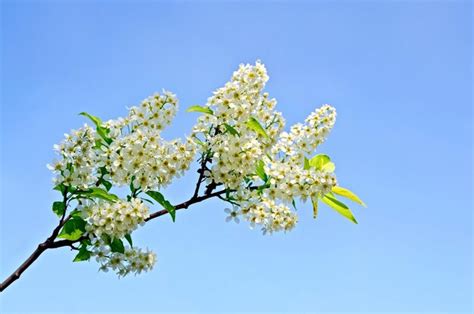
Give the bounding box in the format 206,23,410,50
0,1,472,313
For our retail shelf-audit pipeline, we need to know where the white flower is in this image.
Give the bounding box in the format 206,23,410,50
224,206,240,223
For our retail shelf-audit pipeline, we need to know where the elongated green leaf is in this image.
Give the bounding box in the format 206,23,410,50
79,112,112,144
309,154,331,170
255,160,268,182
110,238,125,254
79,112,102,127
311,196,319,219
186,105,214,115
223,123,240,136
124,234,133,247
78,187,119,202
146,191,176,222
52,201,65,217
246,117,269,139
322,194,358,224
332,186,366,207
73,246,91,262
58,217,86,240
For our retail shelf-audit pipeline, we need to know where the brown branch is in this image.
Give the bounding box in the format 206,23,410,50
0,184,235,293
1,152,258,292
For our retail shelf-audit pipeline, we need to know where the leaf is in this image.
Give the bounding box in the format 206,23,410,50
332,186,366,207
146,191,176,222
255,160,268,182
303,157,310,170
100,179,113,191
246,117,269,139
223,123,240,136
52,201,65,217
186,105,214,115
110,238,125,254
58,217,86,241
292,199,297,210
321,194,358,224
78,187,119,202
311,196,319,219
73,246,91,262
321,162,335,172
309,154,331,170
124,234,133,247
79,112,102,127
79,112,112,145
53,183,67,194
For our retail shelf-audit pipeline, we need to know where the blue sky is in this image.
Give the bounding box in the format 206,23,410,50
0,1,472,313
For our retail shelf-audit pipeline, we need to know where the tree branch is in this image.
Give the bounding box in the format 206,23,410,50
0,181,235,292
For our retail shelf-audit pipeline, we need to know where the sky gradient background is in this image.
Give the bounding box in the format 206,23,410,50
1,1,472,313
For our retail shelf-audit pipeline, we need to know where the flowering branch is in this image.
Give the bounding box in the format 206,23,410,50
0,61,367,293
0,179,236,292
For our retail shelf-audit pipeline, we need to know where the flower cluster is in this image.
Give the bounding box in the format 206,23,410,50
192,61,285,189
273,104,336,160
44,61,358,281
81,198,149,239
91,241,156,277
48,125,99,189
101,131,195,192
226,197,298,234
48,90,196,193
190,62,339,234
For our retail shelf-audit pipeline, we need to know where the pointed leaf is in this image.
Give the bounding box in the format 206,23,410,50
332,186,366,207
146,191,176,222
79,112,102,127
322,194,358,224
246,117,269,139
223,123,239,136
73,246,91,262
110,238,125,254
58,217,86,240
186,105,214,115
255,160,268,182
124,234,133,247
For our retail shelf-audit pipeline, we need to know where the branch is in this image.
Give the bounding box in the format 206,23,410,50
0,184,234,292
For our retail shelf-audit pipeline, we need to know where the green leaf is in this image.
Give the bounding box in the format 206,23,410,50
303,157,310,170
321,194,358,224
246,117,269,139
311,196,319,219
53,183,67,194
73,246,91,262
110,238,125,254
292,199,297,210
79,112,112,145
223,123,240,136
100,179,113,191
255,160,268,182
322,162,335,172
309,154,331,170
52,201,65,217
79,112,102,127
124,234,133,247
146,191,176,222
58,217,86,241
78,187,119,202
332,186,366,207
186,105,214,115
